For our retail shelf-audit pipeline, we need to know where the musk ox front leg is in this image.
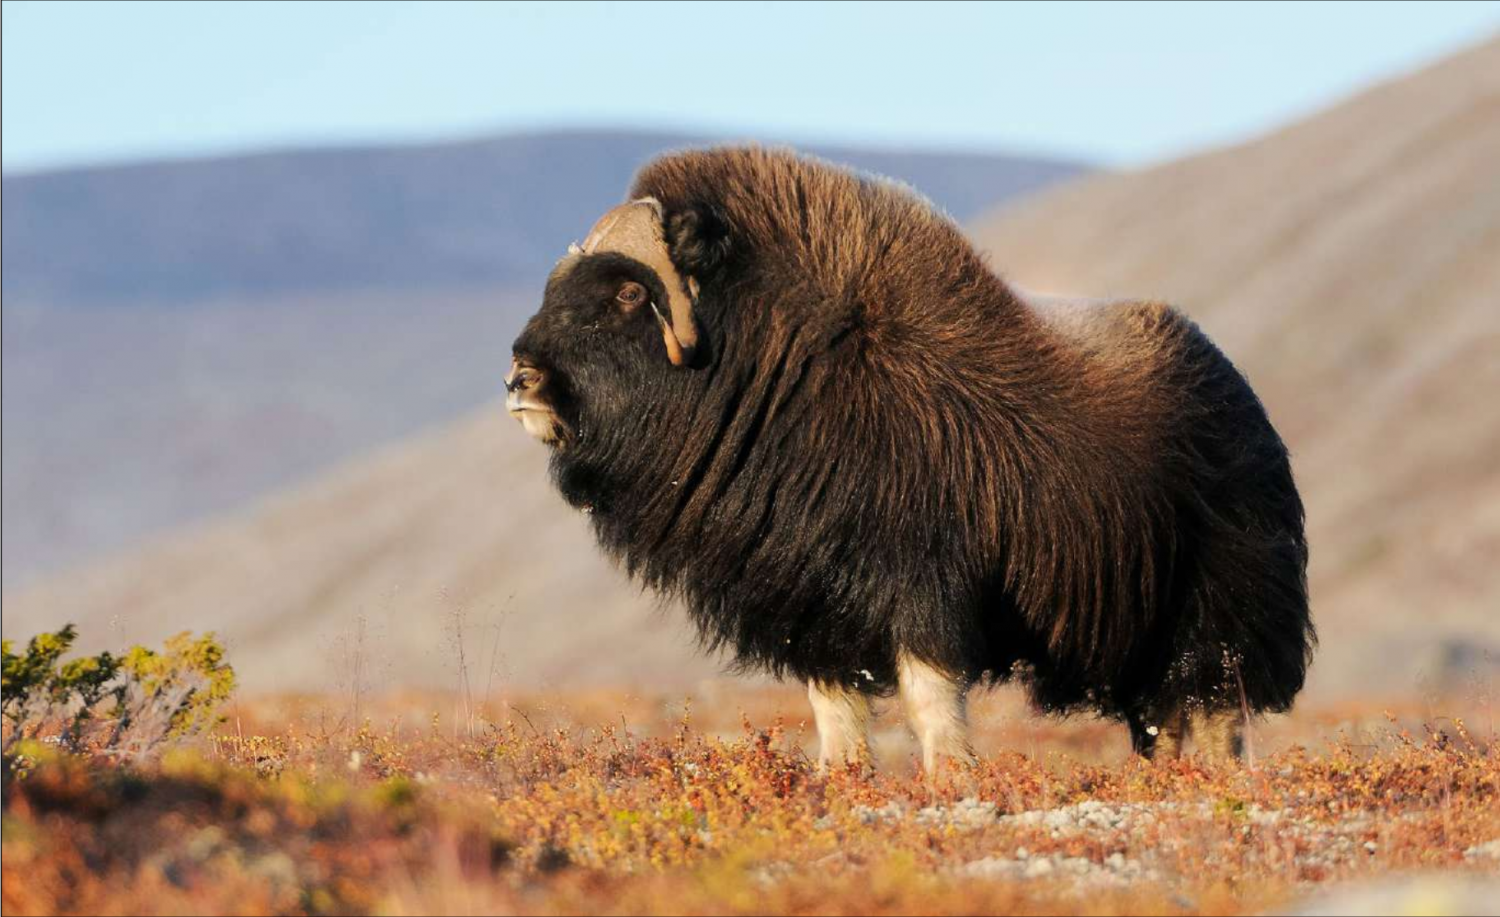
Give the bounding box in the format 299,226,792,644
896,653,976,773
807,681,872,769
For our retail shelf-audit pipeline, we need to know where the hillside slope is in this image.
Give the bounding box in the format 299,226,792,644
4,409,726,693
971,37,1500,698
7,44,1497,699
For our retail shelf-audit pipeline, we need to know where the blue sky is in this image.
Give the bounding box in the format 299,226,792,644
3,0,1498,174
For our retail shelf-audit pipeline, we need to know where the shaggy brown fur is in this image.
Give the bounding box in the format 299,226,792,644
511,146,1314,761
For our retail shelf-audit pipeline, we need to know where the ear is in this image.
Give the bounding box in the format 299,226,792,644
666,204,732,278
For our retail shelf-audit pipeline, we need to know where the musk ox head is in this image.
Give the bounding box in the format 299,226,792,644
507,198,705,449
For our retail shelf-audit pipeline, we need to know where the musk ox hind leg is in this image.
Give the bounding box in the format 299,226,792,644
1126,706,1189,762
807,681,873,770
896,653,976,774
1191,708,1246,762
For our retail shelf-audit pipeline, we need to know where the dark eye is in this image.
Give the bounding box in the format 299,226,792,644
615,282,646,308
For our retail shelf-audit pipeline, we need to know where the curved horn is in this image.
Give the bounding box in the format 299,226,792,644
580,198,699,366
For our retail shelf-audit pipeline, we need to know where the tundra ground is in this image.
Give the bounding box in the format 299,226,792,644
4,684,1498,916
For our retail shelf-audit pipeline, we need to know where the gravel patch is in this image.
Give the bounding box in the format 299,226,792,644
961,849,1156,886
917,797,999,830
848,802,906,826
819,795,1424,888
1001,799,1175,834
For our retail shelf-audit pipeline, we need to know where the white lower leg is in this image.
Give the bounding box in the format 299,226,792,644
807,680,872,768
1191,708,1245,762
896,652,974,772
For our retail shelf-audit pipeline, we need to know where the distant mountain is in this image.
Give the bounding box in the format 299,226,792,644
1,131,1086,588
7,41,1496,700
1,130,1085,308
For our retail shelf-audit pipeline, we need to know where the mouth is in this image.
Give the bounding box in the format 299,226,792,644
505,358,566,446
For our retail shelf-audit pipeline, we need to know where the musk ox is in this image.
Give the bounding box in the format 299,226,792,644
506,146,1313,770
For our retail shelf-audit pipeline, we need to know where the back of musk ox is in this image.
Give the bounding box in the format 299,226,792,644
507,147,1314,770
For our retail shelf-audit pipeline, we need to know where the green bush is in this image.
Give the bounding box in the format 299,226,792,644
2,625,235,756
